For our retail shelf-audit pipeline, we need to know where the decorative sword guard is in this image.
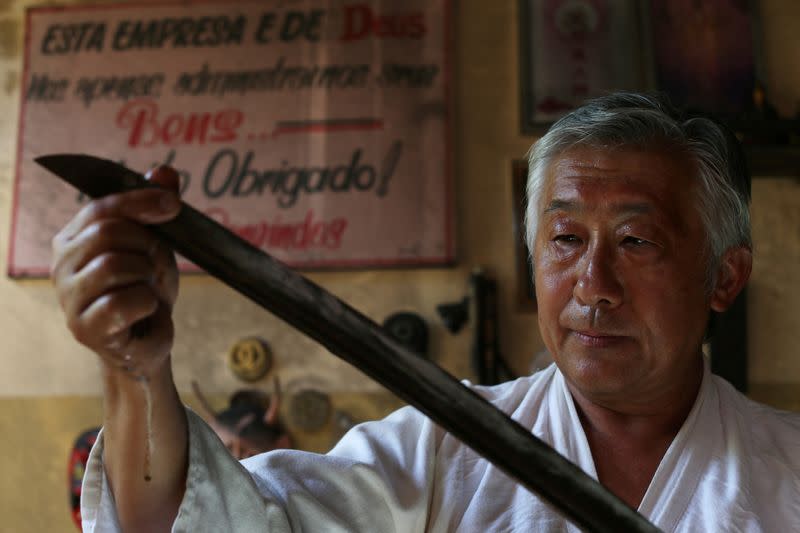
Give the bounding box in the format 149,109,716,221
36,154,661,533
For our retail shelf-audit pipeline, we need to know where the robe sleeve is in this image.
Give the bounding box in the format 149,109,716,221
81,405,441,533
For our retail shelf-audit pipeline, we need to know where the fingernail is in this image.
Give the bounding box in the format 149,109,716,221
160,192,180,212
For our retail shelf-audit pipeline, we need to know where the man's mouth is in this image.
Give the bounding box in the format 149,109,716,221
571,330,628,348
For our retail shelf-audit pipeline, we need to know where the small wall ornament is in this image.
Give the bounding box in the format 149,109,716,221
228,336,273,382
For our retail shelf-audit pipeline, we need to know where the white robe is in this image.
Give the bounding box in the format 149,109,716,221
81,362,800,532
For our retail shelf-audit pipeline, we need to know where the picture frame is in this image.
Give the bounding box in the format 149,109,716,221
10,0,455,277
518,0,652,134
518,0,799,178
647,0,760,121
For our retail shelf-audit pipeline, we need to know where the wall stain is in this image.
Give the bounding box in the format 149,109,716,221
0,19,19,58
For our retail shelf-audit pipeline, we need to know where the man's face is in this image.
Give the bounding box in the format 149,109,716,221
534,146,711,404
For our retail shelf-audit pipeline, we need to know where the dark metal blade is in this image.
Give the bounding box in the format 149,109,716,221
35,153,661,533
36,154,156,197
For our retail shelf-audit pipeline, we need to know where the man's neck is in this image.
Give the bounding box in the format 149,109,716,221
566,357,705,509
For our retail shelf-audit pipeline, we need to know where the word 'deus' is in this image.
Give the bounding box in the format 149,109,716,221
340,4,425,42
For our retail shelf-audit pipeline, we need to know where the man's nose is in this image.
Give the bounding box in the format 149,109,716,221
573,242,623,308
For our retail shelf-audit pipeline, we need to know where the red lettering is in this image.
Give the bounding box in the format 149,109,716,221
185,114,211,144
116,99,242,148
211,110,244,142
340,4,426,42
406,14,425,39
323,218,348,249
116,99,159,147
162,115,184,144
202,208,347,251
340,4,372,42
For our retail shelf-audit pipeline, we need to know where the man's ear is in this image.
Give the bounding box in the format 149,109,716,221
710,246,752,312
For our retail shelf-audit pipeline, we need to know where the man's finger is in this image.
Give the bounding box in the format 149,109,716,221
54,187,180,245
53,219,157,280
145,165,181,195
65,251,155,317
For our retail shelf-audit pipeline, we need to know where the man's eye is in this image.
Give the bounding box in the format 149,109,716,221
622,236,649,246
554,234,580,243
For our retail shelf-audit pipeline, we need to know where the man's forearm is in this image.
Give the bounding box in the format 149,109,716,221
101,358,188,532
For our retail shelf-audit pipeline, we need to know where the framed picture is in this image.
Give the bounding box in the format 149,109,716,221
518,0,799,177
10,0,454,277
511,160,536,313
519,0,652,134
648,0,759,120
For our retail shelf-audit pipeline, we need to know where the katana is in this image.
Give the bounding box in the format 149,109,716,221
36,154,661,533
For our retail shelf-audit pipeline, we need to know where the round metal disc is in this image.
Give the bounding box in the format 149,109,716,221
288,389,332,432
228,337,272,382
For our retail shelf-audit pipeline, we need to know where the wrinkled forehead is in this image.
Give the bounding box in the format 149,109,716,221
540,145,699,220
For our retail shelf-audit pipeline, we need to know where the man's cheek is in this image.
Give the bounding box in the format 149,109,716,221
535,263,574,303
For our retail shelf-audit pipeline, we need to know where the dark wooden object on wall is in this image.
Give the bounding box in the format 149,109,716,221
710,289,748,393
511,160,536,312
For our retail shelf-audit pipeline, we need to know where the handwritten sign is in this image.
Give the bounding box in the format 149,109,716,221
9,0,452,277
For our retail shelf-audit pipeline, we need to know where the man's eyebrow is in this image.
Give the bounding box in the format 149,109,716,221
543,199,577,213
543,200,654,216
615,202,652,215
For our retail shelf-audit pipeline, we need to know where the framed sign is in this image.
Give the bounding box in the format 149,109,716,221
519,1,781,148
649,0,758,119
10,0,453,277
519,0,651,133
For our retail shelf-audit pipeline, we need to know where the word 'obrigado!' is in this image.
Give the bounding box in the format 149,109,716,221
200,141,403,208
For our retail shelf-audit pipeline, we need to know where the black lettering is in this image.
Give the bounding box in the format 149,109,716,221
255,13,277,43
277,168,304,207
305,10,324,41
86,25,105,51
113,16,245,51
346,149,376,191
378,141,402,196
73,73,164,108
199,148,388,205
41,25,60,54
280,11,305,41
329,163,351,191
26,74,69,101
41,22,105,54
379,63,439,88
304,167,326,193
232,152,265,196
203,149,238,198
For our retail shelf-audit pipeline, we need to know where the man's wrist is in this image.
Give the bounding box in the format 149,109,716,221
100,355,174,407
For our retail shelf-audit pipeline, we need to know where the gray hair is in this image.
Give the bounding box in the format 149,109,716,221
525,92,751,281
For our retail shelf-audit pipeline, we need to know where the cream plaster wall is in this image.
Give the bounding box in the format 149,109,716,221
0,0,798,531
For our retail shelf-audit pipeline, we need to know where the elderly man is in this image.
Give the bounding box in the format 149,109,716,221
54,93,799,532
